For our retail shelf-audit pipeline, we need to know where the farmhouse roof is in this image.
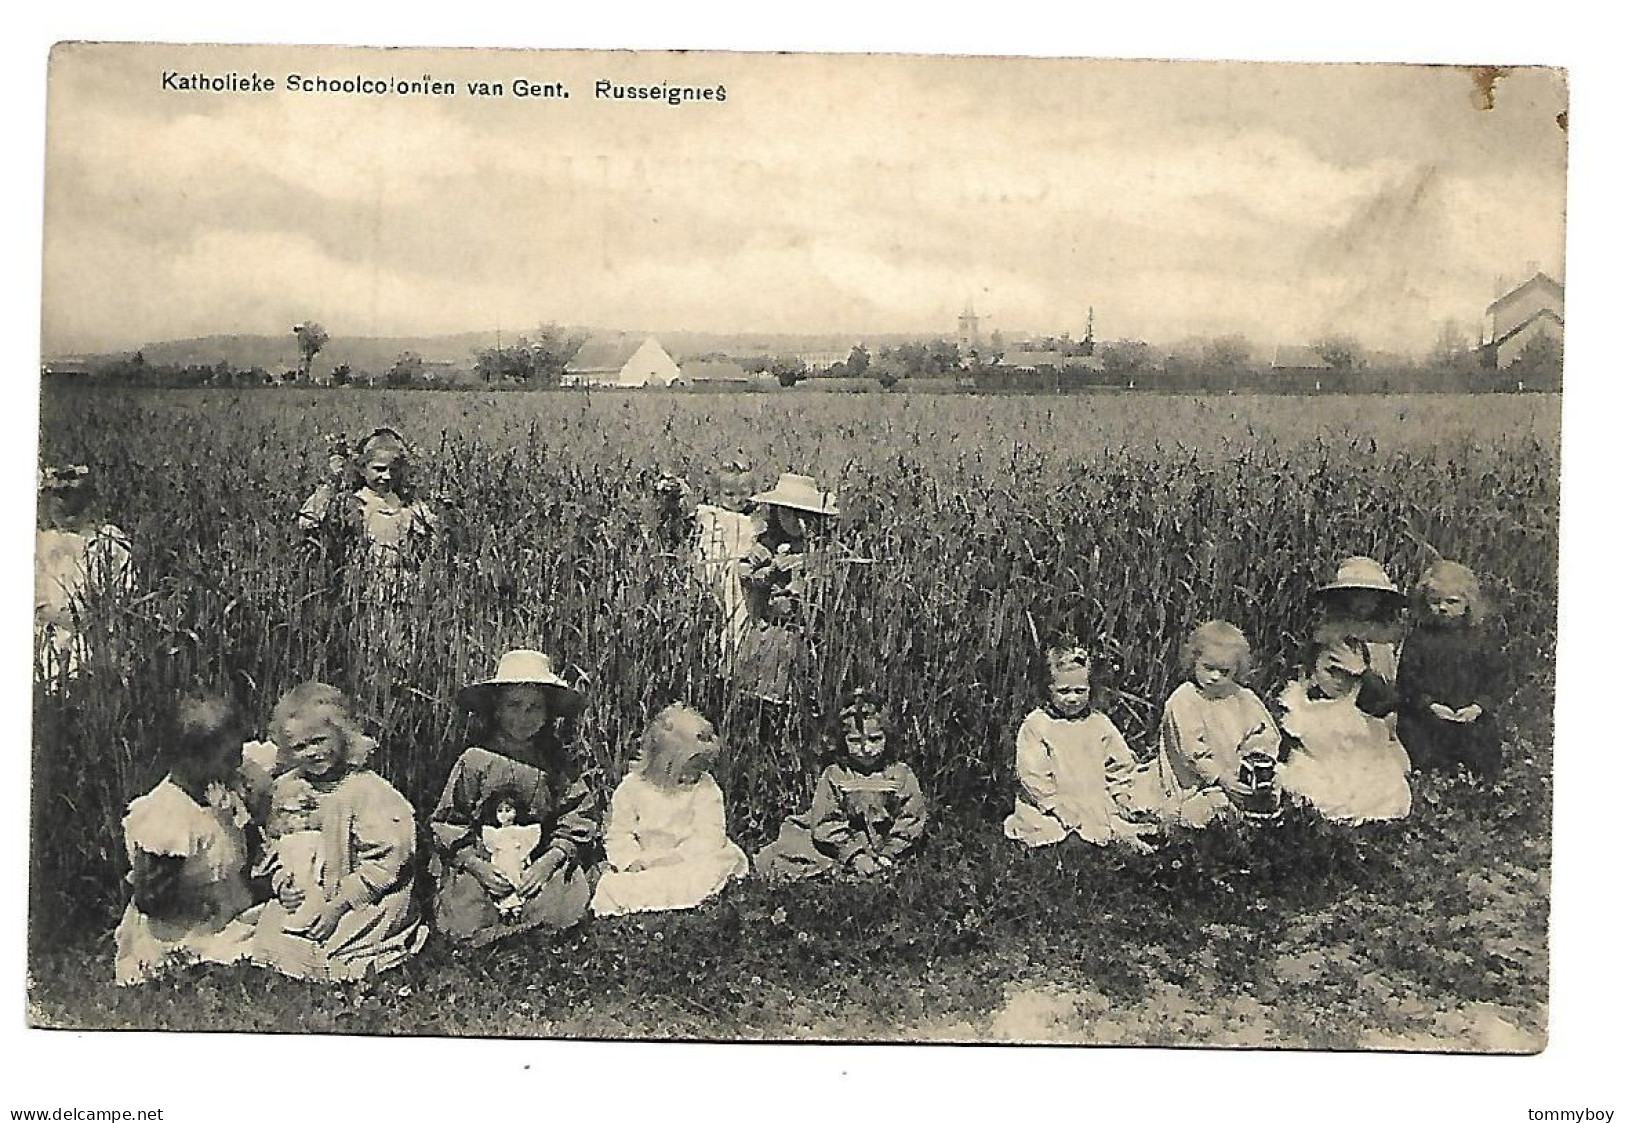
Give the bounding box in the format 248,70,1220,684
565,336,648,373
1271,345,1332,370
680,359,752,382
1486,271,1564,315
1487,307,1564,350
997,351,1069,370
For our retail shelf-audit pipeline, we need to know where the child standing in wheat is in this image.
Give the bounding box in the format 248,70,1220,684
35,463,133,685
297,428,437,569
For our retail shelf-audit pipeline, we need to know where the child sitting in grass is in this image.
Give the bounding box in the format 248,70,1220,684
1276,632,1413,824
755,688,928,880
1396,560,1507,781
1155,620,1281,828
591,704,749,917
114,694,259,985
1003,641,1157,851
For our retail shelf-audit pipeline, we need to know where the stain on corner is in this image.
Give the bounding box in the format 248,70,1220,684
1468,66,1510,110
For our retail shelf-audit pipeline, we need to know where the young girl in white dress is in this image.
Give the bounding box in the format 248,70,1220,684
591,704,749,917
1004,641,1157,850
1276,633,1412,824
35,463,132,685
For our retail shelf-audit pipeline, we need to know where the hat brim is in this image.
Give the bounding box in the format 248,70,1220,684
1317,580,1403,597
749,491,840,516
457,678,585,716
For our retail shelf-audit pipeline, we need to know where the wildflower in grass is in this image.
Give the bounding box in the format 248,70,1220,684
1156,621,1281,828
1004,640,1158,851
430,650,597,947
252,683,428,981
591,703,749,917
755,687,928,881
1396,560,1508,780
34,462,132,685
1276,634,1413,824
115,694,257,985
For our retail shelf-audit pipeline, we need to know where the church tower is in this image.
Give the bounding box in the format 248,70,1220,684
957,299,981,351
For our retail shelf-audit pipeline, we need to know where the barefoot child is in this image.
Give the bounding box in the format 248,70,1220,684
1395,560,1507,780
1003,641,1156,850
1277,633,1412,824
114,695,259,985
591,704,749,916
1156,621,1281,827
755,689,928,880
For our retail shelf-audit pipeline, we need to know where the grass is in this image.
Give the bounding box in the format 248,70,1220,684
29,388,1557,1046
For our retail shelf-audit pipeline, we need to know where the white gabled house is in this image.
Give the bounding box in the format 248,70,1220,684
561,336,682,388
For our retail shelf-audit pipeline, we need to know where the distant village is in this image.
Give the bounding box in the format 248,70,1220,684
44,271,1563,395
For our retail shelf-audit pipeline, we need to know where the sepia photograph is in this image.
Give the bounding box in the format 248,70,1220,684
20,28,1588,1083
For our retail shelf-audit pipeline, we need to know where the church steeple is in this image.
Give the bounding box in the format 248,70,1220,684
957,298,981,350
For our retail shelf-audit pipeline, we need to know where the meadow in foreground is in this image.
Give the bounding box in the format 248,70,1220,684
29,388,1558,1045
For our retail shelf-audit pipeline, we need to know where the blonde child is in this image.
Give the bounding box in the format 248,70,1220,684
1395,560,1507,780
733,473,839,704
693,458,760,661
296,428,436,566
1277,633,1412,824
35,463,132,684
591,704,749,917
430,650,599,946
1004,642,1157,850
755,689,928,880
1156,621,1281,828
251,683,427,981
114,695,259,985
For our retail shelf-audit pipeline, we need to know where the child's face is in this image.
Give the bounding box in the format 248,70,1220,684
1340,590,1384,619
1425,588,1470,620
180,730,242,788
282,709,347,781
661,710,720,786
717,473,751,511
493,685,552,744
1192,648,1241,698
1048,668,1092,718
1310,651,1362,699
495,799,518,827
772,505,807,540
360,448,402,494
843,716,887,765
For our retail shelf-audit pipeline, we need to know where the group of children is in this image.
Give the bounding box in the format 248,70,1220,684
34,431,1509,986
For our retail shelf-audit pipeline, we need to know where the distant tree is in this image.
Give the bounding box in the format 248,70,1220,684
1100,339,1152,380
387,351,424,387
771,357,809,388
844,344,871,377
1203,334,1252,372
877,368,900,390
1512,330,1563,390
739,356,771,375
1313,334,1367,370
292,321,329,381
331,362,353,387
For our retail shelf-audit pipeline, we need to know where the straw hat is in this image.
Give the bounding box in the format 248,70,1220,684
749,473,839,516
1318,556,1402,598
457,649,584,715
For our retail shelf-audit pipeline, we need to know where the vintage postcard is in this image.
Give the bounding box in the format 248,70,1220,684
29,42,1565,1057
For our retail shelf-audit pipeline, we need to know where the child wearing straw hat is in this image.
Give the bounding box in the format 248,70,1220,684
1314,556,1408,690
733,472,840,705
427,649,599,946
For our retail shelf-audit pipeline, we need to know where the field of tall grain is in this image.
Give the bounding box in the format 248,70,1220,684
31,387,1560,970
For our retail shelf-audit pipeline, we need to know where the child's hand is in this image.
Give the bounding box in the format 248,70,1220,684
850,853,881,878
465,858,514,898
1457,703,1483,724
294,897,348,943
517,849,566,898
1429,702,1460,722
326,454,349,481
275,877,306,911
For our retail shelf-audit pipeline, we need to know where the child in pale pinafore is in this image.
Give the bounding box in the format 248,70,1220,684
591,704,749,917
297,428,437,568
755,689,928,880
1004,641,1158,850
35,463,132,685
114,695,260,985
693,459,760,662
1156,621,1282,828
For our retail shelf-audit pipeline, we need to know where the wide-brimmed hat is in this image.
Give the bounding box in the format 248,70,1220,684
457,649,584,715
1318,556,1402,598
749,473,839,517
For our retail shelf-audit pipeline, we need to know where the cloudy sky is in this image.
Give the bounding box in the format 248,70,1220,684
41,44,1567,355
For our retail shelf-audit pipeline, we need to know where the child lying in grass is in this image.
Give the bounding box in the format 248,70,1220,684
755,688,928,880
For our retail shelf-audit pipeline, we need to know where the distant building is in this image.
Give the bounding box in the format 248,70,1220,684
1270,345,1333,373
677,359,771,391
562,336,682,387
957,300,981,351
1481,271,1564,370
